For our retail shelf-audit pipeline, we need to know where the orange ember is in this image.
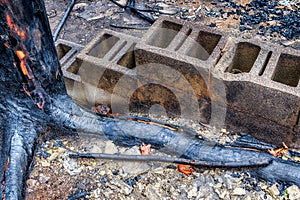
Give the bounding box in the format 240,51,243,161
6,13,26,40
15,50,29,76
22,85,31,96
15,50,25,59
3,43,10,48
267,142,289,157
36,93,45,110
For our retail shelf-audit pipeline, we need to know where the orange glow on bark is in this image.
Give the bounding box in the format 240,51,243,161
1,156,9,200
4,9,46,111
6,13,26,40
36,93,45,110
15,50,25,59
3,43,10,48
22,85,31,96
15,50,29,77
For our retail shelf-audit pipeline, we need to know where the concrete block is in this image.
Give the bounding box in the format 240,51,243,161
59,16,300,147
55,39,83,68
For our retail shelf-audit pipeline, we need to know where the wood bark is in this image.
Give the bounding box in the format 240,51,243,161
0,0,300,199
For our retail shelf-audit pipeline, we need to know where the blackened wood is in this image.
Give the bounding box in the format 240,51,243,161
69,152,272,167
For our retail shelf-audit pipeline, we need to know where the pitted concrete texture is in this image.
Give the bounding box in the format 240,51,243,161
57,16,300,147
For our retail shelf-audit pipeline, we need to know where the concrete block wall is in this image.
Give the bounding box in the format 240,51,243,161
56,16,300,147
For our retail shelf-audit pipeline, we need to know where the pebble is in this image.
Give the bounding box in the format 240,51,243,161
187,185,198,198
120,146,151,176
104,140,118,154
232,187,247,195
26,179,38,192
109,178,133,195
63,158,82,175
153,167,165,175
92,188,102,199
285,185,300,200
145,185,162,199
41,160,51,167
268,183,280,197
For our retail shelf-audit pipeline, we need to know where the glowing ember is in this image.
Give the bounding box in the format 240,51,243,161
6,13,26,40
15,50,30,77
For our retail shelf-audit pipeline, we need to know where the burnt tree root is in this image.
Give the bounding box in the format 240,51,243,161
85,109,300,184
49,98,300,187
1,120,37,200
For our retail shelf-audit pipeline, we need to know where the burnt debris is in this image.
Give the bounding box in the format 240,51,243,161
214,0,300,39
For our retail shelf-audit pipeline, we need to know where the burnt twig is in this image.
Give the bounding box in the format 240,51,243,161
110,23,150,30
69,152,272,168
53,0,75,41
110,0,178,15
109,0,155,24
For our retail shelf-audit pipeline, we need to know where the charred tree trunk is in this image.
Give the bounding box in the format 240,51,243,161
0,0,300,199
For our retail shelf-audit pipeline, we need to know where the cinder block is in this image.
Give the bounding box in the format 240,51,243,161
60,16,300,147
141,16,228,67
213,37,300,146
55,39,83,68
132,16,229,122
214,38,300,127
63,30,138,108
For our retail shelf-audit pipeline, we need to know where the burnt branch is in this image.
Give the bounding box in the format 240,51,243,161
51,98,300,186
69,152,272,168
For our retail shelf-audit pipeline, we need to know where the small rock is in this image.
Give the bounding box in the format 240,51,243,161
215,182,222,189
268,184,280,196
153,167,164,175
187,186,198,198
145,185,161,199
85,138,106,153
93,188,102,199
215,188,230,199
120,146,150,176
136,182,145,191
286,185,300,200
244,196,252,200
73,3,88,10
103,188,114,198
232,188,246,196
104,140,118,154
41,160,50,167
109,178,133,195
26,179,38,192
38,173,50,183
63,158,82,175
267,20,277,26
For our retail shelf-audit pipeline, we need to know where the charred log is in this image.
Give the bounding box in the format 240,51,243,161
0,0,300,199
